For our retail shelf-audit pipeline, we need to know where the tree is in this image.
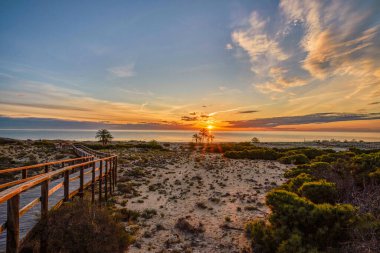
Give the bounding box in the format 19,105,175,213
192,133,200,143
251,137,260,143
207,134,215,143
199,128,209,143
95,129,113,145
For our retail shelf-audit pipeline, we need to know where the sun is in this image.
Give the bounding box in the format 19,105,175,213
207,125,214,130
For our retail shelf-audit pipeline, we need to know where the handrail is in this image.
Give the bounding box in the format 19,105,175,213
0,156,115,204
0,145,118,253
0,156,95,190
0,156,94,175
73,144,111,158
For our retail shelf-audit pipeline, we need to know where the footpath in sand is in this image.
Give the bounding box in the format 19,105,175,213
114,146,291,253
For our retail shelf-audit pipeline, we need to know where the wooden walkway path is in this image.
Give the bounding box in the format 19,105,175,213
0,145,117,253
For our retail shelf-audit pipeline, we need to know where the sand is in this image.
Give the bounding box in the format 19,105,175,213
114,145,291,253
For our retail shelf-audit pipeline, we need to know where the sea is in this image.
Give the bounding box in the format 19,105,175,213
0,129,379,142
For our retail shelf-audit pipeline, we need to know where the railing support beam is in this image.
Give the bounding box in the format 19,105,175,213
40,180,49,253
6,194,20,253
98,160,103,205
91,161,96,203
64,170,69,201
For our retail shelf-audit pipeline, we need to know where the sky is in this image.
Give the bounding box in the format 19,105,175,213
0,0,379,131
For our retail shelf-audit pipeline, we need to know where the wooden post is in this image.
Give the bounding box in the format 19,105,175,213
41,180,49,217
91,161,96,203
22,169,27,179
115,157,118,185
64,170,69,201
79,165,84,198
99,160,103,204
6,194,20,253
61,162,65,168
44,165,49,173
113,158,116,191
40,180,49,253
108,160,113,195
115,157,118,186
104,160,108,202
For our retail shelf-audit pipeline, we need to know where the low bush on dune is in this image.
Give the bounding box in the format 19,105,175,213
222,145,336,165
299,180,337,204
175,218,205,234
246,190,357,253
84,140,165,151
245,149,380,252
24,199,133,253
224,148,279,160
278,153,309,165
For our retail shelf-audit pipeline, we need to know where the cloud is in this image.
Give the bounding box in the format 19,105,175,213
181,116,198,121
108,64,135,78
231,12,288,74
0,116,192,130
225,43,233,50
238,110,259,114
256,66,308,93
369,101,380,105
227,112,380,128
0,101,90,112
231,0,380,95
0,76,186,124
280,0,380,79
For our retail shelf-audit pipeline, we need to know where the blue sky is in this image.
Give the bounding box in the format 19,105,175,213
0,0,379,131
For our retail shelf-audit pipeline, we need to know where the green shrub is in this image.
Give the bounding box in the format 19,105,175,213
351,152,380,183
141,208,157,219
118,208,140,222
283,173,314,192
368,168,380,182
299,148,328,159
246,219,276,253
32,140,55,148
313,151,355,163
278,154,309,165
299,180,337,204
258,190,357,251
224,148,279,160
36,200,132,253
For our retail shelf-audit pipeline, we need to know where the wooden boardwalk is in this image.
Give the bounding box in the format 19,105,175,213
0,145,117,253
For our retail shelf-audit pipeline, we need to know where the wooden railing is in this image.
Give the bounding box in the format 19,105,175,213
73,144,111,158
0,146,117,253
0,156,94,190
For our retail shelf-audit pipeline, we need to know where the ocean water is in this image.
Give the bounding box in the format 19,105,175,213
0,129,379,142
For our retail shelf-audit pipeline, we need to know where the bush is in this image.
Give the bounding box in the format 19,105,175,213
175,218,205,234
36,200,132,253
246,219,275,253
351,152,380,183
299,180,337,204
141,208,157,219
252,190,357,252
224,148,279,160
284,162,332,179
278,154,309,165
313,151,355,163
283,173,314,192
118,208,140,222
298,148,328,160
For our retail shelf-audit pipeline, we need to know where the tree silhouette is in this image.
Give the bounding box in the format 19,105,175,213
95,129,113,145
207,134,215,143
199,128,209,143
192,133,200,143
251,137,260,143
